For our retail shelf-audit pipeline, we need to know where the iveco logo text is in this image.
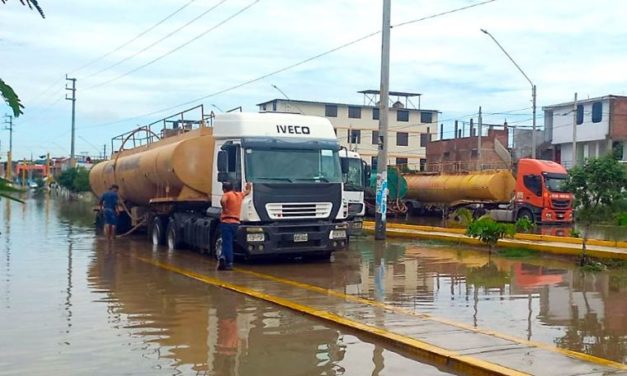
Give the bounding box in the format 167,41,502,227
276,125,311,135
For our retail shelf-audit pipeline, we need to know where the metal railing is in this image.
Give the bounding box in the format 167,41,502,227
110,105,213,156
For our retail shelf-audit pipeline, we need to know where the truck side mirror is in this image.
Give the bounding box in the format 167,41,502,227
217,150,227,173
340,158,349,174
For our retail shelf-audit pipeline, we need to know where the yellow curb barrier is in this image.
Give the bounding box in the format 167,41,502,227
234,266,627,372
135,256,528,376
365,221,627,249
363,223,627,260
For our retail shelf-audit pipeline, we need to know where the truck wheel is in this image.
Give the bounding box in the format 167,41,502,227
211,227,223,260
517,209,534,223
166,220,182,251
151,217,166,246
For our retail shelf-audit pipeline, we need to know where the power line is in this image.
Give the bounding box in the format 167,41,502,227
76,0,497,130
81,0,227,81
86,0,258,90
73,0,200,75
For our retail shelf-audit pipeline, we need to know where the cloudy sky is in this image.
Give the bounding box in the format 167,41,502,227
1,0,626,159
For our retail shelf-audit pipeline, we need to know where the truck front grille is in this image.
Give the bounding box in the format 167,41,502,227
266,202,332,219
552,199,571,209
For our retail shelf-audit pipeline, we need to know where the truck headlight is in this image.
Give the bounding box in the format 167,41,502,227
330,229,347,239
246,233,265,242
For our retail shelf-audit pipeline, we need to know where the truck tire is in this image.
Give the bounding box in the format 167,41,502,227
166,220,183,251
517,209,534,223
211,227,223,260
151,216,166,246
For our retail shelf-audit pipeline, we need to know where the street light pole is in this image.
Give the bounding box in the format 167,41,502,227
481,29,537,159
375,0,391,241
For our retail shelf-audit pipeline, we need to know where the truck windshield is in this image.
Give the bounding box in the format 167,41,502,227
343,158,364,191
544,175,569,192
245,148,342,183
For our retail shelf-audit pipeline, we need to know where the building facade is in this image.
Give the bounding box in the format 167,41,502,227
543,95,627,167
426,125,511,172
257,91,439,170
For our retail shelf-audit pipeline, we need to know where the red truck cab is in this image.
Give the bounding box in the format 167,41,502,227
514,159,574,224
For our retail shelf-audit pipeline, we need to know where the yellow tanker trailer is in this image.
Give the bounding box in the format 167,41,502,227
90,108,350,259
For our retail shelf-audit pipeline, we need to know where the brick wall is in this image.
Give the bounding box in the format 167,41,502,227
426,128,510,172
610,97,627,141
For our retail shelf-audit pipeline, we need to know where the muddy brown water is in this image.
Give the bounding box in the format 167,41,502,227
2,196,627,376
0,196,452,376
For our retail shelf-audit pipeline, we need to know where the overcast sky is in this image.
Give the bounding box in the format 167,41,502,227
1,0,626,159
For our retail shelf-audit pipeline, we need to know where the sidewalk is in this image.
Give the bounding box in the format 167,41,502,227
363,221,627,260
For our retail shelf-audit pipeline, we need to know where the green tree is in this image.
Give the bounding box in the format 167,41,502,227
1,0,45,117
563,153,627,263
56,167,91,193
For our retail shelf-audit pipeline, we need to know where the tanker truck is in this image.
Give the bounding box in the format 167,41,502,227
368,158,573,224
90,108,349,259
339,150,369,236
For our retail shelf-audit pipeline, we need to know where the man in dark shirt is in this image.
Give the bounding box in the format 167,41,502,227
99,185,119,240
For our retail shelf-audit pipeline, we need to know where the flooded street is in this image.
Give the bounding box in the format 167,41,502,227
2,196,627,375
0,196,451,376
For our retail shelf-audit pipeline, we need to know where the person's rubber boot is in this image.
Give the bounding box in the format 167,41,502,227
217,258,227,271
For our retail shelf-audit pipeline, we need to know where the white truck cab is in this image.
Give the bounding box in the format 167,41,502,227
339,149,369,236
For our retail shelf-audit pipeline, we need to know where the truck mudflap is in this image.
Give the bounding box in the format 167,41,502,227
234,222,348,257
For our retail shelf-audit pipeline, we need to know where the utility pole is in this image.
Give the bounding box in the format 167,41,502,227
572,92,578,168
375,0,391,241
103,144,107,160
65,75,77,167
477,106,482,170
3,114,13,180
481,29,537,159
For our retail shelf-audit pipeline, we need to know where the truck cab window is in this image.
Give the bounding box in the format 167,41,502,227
523,174,542,196
223,144,241,190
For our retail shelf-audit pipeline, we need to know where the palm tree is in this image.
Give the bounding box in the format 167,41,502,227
1,0,45,117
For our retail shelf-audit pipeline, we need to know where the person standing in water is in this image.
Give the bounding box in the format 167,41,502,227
99,184,119,241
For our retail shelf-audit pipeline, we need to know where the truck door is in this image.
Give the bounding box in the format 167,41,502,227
521,174,543,208
221,143,242,191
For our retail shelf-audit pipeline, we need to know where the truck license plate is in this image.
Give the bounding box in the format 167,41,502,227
294,233,308,242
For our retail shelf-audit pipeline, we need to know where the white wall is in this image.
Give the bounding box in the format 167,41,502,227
551,98,610,144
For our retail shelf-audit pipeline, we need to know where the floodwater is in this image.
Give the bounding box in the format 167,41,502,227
0,196,453,376
390,214,627,241
2,195,627,376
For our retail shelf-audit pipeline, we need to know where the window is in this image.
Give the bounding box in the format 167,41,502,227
348,106,361,119
372,108,380,120
348,129,361,144
272,101,277,111
420,159,426,172
396,157,408,167
420,133,430,147
523,174,542,196
576,104,583,125
372,130,379,145
325,104,338,117
396,132,409,146
420,111,433,124
397,110,409,122
371,156,378,171
592,101,603,123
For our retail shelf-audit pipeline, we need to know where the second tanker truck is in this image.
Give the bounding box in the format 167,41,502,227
368,158,574,224
89,107,350,260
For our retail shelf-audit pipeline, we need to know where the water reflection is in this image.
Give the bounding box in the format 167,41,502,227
87,238,349,375
347,239,627,363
